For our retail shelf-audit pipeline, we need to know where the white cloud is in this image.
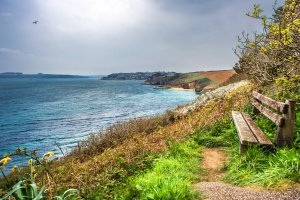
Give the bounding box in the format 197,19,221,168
34,0,154,35
0,48,21,54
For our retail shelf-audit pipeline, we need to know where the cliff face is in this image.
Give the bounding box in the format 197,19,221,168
144,70,236,92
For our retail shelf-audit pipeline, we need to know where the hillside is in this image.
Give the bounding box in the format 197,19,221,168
101,72,176,80
144,70,236,92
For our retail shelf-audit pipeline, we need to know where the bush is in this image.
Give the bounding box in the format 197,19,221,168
234,1,300,85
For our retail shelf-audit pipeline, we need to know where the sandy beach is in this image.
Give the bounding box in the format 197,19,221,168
170,87,194,91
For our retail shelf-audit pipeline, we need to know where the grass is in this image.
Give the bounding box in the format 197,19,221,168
192,102,300,188
168,73,209,85
123,140,202,200
224,146,300,187
84,140,202,200
193,119,238,148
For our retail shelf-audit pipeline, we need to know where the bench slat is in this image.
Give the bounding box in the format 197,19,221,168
252,99,285,127
242,113,274,147
232,111,257,144
252,91,289,114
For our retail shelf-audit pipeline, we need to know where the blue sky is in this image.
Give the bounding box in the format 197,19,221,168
0,0,281,75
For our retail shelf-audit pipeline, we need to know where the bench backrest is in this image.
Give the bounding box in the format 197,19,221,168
251,91,296,147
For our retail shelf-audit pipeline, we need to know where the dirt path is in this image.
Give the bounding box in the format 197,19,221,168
201,148,226,181
196,148,300,200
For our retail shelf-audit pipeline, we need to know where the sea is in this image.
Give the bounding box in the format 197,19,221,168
0,77,197,169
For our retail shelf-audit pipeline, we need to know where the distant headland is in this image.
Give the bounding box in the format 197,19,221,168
0,72,87,78
101,72,175,80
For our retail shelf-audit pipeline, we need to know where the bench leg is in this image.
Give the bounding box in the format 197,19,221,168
240,143,247,154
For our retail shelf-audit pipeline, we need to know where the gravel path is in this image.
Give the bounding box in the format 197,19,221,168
196,182,300,200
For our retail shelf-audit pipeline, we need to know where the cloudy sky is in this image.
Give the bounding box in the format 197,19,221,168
0,0,281,75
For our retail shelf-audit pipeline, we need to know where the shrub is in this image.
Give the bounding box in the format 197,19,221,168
234,1,300,85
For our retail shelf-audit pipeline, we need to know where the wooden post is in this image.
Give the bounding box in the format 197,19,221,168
240,143,246,154
275,127,284,147
283,100,296,147
275,100,296,148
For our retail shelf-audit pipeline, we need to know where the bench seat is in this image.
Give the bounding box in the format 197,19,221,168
232,111,274,153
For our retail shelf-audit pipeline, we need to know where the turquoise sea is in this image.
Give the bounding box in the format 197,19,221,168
0,78,197,167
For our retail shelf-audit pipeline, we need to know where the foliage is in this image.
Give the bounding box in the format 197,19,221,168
234,0,300,85
0,149,78,200
275,75,300,101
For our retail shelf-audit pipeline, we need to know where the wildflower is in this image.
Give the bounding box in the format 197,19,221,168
43,152,54,158
31,166,36,173
28,159,33,166
11,165,18,173
0,156,12,166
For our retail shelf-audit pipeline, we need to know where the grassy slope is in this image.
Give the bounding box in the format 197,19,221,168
145,70,236,89
168,73,208,86
199,70,236,84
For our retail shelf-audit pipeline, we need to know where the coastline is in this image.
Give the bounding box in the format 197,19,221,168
170,87,194,91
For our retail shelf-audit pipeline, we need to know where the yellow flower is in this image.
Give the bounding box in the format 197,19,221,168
31,166,36,173
28,159,33,165
11,165,18,173
43,152,54,158
0,156,12,166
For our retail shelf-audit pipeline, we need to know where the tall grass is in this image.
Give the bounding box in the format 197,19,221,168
194,104,300,188
193,120,238,148
224,146,300,187
123,140,202,200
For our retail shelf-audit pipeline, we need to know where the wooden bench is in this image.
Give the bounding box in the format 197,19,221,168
232,91,296,153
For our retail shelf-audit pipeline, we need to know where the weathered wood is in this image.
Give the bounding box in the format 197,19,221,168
242,113,274,147
275,127,284,147
252,91,289,114
232,111,257,144
232,91,295,152
251,99,285,127
275,100,296,147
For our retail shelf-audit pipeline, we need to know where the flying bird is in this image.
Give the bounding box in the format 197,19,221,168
32,21,39,24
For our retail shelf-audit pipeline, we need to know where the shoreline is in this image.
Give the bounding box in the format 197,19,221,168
170,87,194,91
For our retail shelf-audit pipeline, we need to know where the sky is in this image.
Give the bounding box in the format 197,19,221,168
0,0,282,75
